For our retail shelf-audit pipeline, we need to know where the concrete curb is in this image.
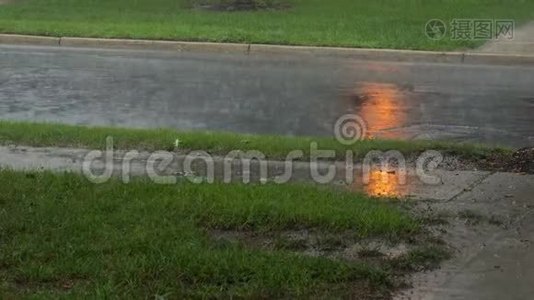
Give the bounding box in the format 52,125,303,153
59,36,250,54
0,34,60,46
249,43,465,63
2,33,534,65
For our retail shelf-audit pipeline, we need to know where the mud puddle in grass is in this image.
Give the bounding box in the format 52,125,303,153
209,228,413,261
206,223,452,299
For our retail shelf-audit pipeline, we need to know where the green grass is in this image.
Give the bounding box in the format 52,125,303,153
0,121,512,161
0,0,533,50
0,170,417,298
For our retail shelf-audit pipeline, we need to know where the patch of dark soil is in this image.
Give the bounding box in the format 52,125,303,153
457,209,486,226
209,227,450,295
210,229,404,298
388,245,451,273
208,228,415,261
425,148,534,174
13,275,88,291
504,147,534,173
346,281,393,300
466,148,534,174
190,0,291,11
455,210,509,228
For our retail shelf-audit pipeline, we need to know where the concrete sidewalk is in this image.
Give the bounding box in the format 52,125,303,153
397,172,534,300
0,145,492,200
477,21,534,55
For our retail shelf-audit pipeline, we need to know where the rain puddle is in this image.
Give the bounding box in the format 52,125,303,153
353,169,410,198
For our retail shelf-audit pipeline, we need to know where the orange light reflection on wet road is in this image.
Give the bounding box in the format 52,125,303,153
357,83,407,139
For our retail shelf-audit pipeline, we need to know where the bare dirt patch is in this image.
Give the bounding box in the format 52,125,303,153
209,228,415,261
208,226,451,298
505,147,534,173
402,148,534,175
466,147,534,174
11,275,89,293
189,0,291,11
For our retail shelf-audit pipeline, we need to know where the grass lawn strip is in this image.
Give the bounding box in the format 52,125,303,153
0,170,448,298
0,121,512,162
0,0,533,51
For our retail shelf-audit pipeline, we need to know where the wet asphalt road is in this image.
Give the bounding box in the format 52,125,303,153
1,45,533,147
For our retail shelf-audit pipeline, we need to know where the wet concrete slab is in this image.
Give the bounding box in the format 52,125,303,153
397,172,534,300
430,216,534,300
446,213,534,300
477,21,534,55
1,45,533,147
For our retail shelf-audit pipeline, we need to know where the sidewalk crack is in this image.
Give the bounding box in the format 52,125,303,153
446,171,495,202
